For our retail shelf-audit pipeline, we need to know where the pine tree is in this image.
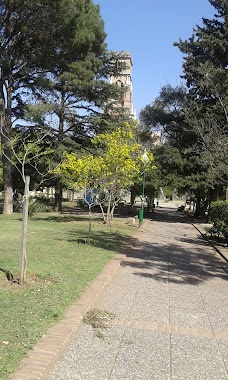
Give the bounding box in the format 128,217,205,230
174,0,228,184
174,0,228,98
0,0,70,213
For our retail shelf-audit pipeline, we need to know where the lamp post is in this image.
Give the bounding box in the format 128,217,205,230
139,149,149,226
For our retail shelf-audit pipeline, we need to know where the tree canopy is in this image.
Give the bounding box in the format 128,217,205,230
57,122,155,222
139,0,228,215
0,0,126,213
174,0,228,182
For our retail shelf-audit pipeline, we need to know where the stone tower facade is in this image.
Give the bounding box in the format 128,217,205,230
110,52,136,118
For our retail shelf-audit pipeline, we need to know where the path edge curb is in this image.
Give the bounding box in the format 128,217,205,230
192,223,228,264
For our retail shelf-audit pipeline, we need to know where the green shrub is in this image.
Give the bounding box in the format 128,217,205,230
34,196,51,205
28,196,51,218
209,200,228,243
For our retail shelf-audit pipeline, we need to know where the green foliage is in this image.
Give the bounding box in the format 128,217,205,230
0,0,72,213
0,0,126,213
139,85,212,200
139,85,190,147
174,0,228,97
139,63,226,205
209,200,228,243
173,0,228,181
8,127,54,193
57,122,156,221
137,1,227,216
57,122,154,192
28,197,52,218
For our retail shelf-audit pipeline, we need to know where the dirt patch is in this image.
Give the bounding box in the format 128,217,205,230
0,277,20,290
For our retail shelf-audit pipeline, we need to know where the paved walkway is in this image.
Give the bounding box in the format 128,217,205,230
10,208,228,380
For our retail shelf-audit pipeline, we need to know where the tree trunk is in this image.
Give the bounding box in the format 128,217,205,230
194,196,201,218
0,88,13,214
130,189,136,209
106,194,112,224
54,93,65,213
110,204,115,219
2,149,13,214
110,199,119,219
20,176,30,284
87,205,92,244
99,202,106,223
54,180,62,212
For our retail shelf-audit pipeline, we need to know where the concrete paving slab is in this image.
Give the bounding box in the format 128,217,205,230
218,341,228,368
171,334,228,380
109,328,170,380
95,270,140,318
170,307,211,329
49,325,125,380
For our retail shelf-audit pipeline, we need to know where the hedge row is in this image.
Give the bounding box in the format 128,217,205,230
209,200,228,244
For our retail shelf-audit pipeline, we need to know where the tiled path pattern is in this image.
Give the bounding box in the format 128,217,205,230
9,209,228,380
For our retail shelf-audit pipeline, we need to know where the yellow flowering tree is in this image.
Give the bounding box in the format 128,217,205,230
57,122,155,223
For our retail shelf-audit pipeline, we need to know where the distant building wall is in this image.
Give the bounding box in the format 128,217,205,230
110,51,136,118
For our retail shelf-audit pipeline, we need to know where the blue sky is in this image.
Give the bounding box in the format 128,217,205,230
94,0,215,117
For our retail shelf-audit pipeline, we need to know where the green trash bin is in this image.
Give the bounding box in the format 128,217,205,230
138,209,143,225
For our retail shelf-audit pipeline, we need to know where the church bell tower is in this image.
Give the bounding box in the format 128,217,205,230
110,51,136,118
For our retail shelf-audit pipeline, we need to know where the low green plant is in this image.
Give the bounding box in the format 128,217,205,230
28,196,51,218
209,200,228,244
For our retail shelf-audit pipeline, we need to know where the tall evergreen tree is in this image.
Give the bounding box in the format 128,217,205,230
0,0,70,213
174,0,227,98
174,0,228,181
139,1,228,213
28,9,126,211
139,85,222,215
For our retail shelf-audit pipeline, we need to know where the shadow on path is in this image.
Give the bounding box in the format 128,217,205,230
151,207,201,224
122,208,228,286
122,240,228,285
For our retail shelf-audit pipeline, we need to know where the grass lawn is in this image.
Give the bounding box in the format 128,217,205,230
0,209,135,379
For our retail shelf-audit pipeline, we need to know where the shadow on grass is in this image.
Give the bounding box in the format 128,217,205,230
33,214,103,223
32,210,137,224
58,228,131,252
